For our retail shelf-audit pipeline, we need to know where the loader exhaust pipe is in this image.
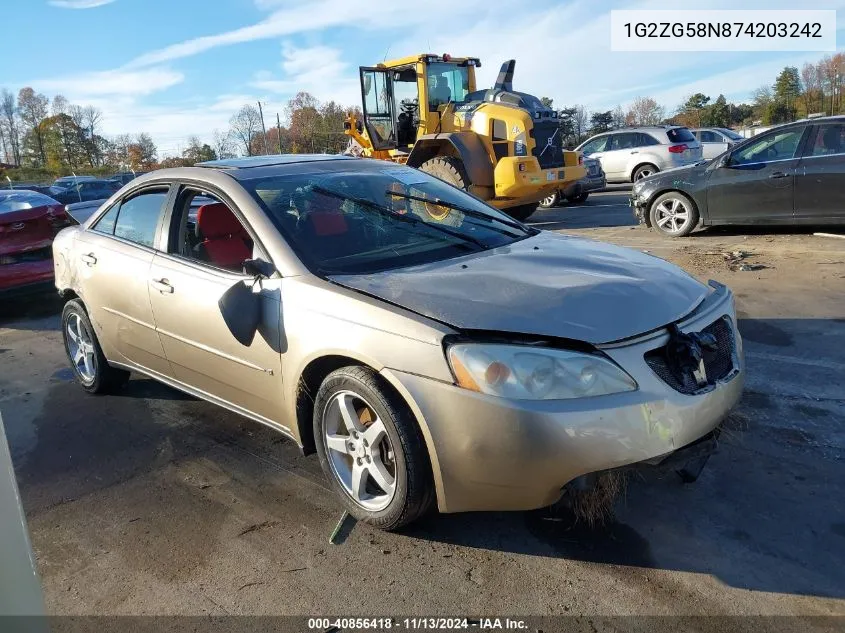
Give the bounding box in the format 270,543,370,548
493,59,515,92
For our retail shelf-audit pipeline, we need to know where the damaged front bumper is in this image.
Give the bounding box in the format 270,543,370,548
382,282,744,514
630,189,649,225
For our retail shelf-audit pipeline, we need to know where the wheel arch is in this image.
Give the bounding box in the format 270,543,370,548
293,353,445,511
407,132,494,188
630,161,659,182
647,188,701,231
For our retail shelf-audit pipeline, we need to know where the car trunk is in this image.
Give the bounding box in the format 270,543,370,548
0,205,60,263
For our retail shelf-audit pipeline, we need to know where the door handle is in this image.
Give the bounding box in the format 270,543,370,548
630,150,639,154
769,171,789,179
80,253,97,266
150,278,174,294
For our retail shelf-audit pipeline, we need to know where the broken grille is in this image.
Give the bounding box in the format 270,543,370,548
645,317,736,395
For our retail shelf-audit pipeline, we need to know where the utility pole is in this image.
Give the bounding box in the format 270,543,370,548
276,113,283,154
257,101,269,155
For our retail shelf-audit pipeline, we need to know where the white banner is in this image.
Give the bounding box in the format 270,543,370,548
610,10,836,52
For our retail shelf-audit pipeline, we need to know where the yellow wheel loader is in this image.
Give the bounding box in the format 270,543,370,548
344,53,586,221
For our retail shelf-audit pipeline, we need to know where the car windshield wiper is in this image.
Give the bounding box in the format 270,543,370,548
386,191,529,233
309,185,488,250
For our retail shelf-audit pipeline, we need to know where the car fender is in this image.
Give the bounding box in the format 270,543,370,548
406,132,494,188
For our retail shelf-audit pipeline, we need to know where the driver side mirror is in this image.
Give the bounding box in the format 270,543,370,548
242,258,277,279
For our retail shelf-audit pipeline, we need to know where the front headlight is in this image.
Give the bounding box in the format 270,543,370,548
447,343,637,400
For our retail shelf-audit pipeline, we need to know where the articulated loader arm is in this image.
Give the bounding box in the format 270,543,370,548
344,114,373,155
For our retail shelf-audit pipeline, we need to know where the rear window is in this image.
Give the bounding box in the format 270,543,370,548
667,127,696,143
0,191,58,213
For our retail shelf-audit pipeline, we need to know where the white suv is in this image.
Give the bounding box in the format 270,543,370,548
576,126,703,183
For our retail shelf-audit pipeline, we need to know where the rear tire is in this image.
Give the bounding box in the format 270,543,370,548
538,191,560,208
633,164,659,182
313,366,434,531
505,203,538,222
61,299,130,394
567,191,589,204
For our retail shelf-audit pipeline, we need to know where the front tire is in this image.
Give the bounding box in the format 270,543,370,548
313,366,434,531
649,192,699,237
62,299,129,394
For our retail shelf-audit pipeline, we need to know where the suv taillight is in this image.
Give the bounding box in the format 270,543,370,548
668,144,688,154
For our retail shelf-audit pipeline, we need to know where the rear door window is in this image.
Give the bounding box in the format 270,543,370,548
113,189,169,248
804,123,845,157
667,127,696,143
636,133,660,146
700,130,722,143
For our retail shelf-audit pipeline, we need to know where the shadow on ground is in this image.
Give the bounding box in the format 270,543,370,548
7,282,844,602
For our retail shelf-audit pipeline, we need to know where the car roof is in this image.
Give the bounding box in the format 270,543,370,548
197,154,355,169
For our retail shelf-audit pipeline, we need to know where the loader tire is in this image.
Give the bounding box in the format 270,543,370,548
505,203,538,222
416,156,470,226
419,156,470,191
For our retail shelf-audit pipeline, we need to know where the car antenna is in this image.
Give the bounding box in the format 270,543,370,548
382,45,391,63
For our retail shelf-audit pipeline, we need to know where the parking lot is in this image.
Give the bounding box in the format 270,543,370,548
2,188,844,618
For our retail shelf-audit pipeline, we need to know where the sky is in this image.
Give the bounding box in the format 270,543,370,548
2,0,844,157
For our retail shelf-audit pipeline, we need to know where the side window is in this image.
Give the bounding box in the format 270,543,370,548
700,130,721,143
113,189,169,247
731,128,804,166
610,133,637,150
637,133,660,146
581,135,608,154
169,188,254,273
806,123,845,157
92,204,119,235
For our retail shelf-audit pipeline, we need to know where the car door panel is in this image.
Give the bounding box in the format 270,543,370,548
794,123,845,223
147,254,285,425
600,134,629,180
705,127,807,224
73,230,170,375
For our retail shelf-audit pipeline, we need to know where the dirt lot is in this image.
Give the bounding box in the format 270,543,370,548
1,192,844,618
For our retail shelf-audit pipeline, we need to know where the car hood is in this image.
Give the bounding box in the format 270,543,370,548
330,231,709,344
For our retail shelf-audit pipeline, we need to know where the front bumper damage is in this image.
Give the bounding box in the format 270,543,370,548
383,282,743,514
630,188,649,225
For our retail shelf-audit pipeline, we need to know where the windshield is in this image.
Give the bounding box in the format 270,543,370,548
240,164,532,275
427,62,470,110
719,128,744,141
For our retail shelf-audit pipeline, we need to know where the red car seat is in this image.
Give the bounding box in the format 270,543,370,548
196,203,251,269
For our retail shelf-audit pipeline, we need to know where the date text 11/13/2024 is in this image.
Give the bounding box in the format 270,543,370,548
308,617,530,631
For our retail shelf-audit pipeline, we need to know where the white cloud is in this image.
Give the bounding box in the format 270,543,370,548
250,43,360,110
36,68,184,99
48,0,116,8
124,0,489,68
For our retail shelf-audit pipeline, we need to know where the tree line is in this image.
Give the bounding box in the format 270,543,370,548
0,85,359,181
4,52,844,180
542,53,845,147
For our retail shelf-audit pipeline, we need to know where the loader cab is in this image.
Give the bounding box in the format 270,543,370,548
359,54,479,153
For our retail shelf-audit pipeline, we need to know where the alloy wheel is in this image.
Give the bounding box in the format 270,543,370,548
66,312,96,383
323,390,397,512
635,168,654,180
540,194,558,208
654,197,691,234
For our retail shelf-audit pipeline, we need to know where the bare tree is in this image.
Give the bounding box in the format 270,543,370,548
212,128,235,159
229,105,262,156
625,96,666,126
573,105,588,143
611,104,626,129
1,89,21,165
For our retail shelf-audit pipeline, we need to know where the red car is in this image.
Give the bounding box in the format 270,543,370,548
0,190,71,298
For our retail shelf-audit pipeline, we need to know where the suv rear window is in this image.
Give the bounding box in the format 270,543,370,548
667,127,696,143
